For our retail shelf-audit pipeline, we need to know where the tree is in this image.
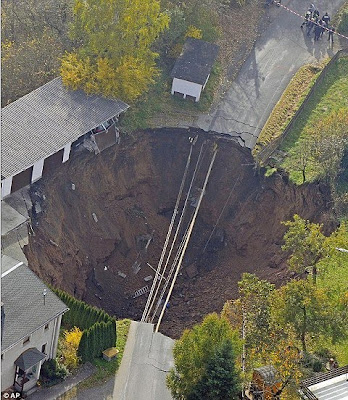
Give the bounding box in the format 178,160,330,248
270,279,346,352
188,340,241,400
309,109,348,186
166,313,241,400
282,215,328,284
222,274,274,357
61,0,170,102
1,0,72,105
282,215,348,284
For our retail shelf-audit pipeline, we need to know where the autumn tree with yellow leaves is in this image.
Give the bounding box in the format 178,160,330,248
61,0,170,102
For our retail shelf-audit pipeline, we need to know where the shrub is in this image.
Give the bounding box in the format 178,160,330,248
185,26,203,39
60,327,83,371
313,360,323,372
41,359,68,381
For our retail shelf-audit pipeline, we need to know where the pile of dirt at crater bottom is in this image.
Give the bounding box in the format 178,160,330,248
25,128,335,338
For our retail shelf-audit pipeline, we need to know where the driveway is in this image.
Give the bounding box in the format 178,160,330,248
196,0,346,148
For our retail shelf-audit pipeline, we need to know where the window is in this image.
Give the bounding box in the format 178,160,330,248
41,344,47,354
44,323,49,331
1,353,3,360
23,336,30,346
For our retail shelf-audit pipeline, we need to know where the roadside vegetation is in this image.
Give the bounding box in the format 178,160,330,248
253,63,325,155
279,57,348,183
255,53,348,218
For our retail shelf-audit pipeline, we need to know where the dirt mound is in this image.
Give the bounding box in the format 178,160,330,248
25,128,334,338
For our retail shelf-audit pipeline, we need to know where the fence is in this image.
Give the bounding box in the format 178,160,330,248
256,48,348,164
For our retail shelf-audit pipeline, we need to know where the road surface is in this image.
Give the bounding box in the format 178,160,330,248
196,0,347,148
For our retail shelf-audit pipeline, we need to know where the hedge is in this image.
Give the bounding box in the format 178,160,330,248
53,288,117,363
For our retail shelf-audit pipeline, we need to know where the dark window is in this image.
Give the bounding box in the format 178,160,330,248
41,344,47,354
23,336,30,345
1,353,3,360
44,323,49,330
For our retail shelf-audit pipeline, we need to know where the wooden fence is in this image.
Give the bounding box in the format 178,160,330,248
256,48,348,165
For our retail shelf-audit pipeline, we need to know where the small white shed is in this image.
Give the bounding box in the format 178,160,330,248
171,38,219,102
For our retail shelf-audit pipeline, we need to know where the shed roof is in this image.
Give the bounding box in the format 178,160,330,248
1,264,68,352
1,77,129,179
254,365,278,385
15,348,46,371
171,38,219,85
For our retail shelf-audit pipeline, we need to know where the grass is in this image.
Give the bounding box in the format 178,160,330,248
333,1,348,34
313,252,348,365
253,62,325,156
279,56,348,185
78,319,132,390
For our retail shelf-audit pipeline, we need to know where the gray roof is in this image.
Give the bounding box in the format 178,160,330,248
1,77,129,179
1,264,68,352
254,365,278,384
15,348,46,371
171,38,219,85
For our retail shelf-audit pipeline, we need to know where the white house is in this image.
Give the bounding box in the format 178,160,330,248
1,258,68,395
171,38,219,102
1,77,129,199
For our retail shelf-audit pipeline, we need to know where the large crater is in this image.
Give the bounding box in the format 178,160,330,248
25,128,334,338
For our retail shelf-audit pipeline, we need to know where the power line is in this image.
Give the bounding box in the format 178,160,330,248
155,146,218,333
141,140,194,322
144,140,207,322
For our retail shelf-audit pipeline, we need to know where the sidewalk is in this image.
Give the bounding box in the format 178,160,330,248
26,363,96,400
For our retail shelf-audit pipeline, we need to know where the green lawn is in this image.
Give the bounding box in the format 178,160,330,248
315,252,348,365
279,56,348,184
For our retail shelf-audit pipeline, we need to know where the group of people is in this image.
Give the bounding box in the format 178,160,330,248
301,5,335,43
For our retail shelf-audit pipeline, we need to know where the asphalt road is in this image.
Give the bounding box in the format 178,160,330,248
69,322,174,400
196,0,347,148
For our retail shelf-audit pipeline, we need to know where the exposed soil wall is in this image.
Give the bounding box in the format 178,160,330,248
25,128,334,338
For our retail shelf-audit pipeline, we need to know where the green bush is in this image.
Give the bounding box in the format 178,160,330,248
53,288,111,330
312,360,323,372
314,348,335,360
41,359,68,381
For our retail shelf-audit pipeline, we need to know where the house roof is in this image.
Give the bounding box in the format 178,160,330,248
171,38,219,85
1,263,69,352
1,77,129,179
15,348,46,371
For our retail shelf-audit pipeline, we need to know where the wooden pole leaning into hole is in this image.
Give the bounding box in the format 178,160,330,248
155,147,218,333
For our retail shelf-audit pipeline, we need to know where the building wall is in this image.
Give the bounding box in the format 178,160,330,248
1,177,13,199
32,159,45,183
171,78,203,102
62,143,72,163
1,314,63,391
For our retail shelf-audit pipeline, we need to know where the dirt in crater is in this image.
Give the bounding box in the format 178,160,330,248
25,128,335,338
